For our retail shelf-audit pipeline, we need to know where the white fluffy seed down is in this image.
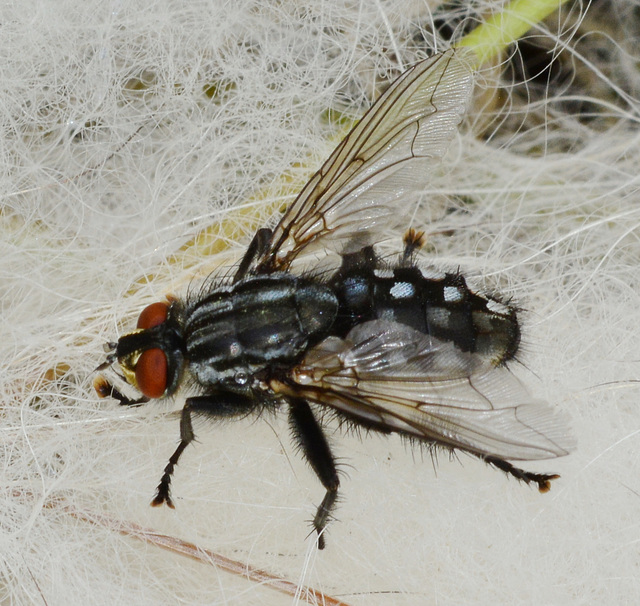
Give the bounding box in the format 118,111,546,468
1,1,639,604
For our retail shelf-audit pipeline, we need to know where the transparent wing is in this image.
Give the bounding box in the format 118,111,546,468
256,48,474,273
277,321,574,461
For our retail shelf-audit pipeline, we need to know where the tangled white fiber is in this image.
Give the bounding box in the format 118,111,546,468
1,1,639,604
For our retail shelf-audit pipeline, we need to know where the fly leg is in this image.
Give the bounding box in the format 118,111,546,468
151,399,196,508
484,455,560,493
93,376,149,406
401,228,425,263
288,399,340,550
152,391,258,507
233,227,272,282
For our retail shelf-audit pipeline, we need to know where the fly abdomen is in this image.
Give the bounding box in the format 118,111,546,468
331,251,520,366
184,274,338,385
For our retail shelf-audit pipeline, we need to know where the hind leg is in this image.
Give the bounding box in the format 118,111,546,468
484,455,560,493
288,399,340,550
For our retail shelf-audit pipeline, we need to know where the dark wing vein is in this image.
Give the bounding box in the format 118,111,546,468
257,48,474,272
279,320,574,461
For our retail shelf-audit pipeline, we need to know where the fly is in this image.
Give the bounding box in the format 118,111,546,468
95,49,573,550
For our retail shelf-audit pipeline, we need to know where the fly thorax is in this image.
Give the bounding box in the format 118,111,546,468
183,274,338,386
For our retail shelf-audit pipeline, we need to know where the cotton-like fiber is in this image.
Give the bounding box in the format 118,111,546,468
1,1,639,604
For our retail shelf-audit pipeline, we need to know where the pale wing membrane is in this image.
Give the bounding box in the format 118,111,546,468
259,49,473,271
286,321,574,461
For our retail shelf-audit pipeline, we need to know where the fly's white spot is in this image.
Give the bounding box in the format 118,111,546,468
374,268,394,279
390,281,415,299
229,342,241,357
486,298,511,315
443,286,464,302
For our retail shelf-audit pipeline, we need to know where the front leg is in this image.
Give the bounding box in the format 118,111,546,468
288,399,340,550
152,391,258,507
93,376,149,406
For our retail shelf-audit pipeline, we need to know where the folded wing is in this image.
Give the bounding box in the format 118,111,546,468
279,320,573,461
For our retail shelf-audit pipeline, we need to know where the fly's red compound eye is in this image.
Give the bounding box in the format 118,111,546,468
137,301,169,330
134,302,170,398
135,348,168,398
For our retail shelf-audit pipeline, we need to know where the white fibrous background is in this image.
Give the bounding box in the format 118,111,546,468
2,1,639,604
